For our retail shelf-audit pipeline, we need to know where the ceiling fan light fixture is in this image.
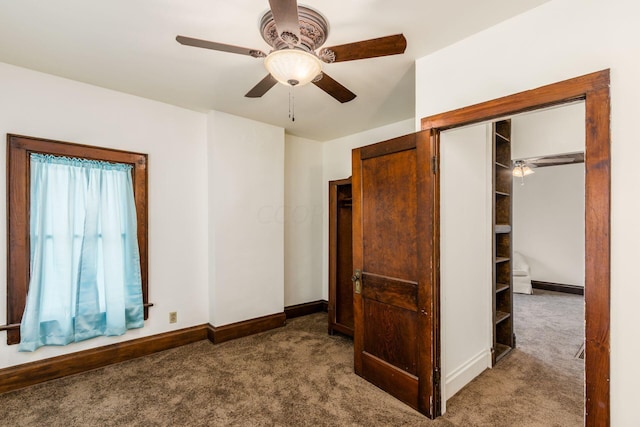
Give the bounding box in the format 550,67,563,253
513,160,534,185
264,49,322,87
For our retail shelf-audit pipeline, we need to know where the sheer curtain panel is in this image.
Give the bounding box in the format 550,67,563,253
19,154,144,351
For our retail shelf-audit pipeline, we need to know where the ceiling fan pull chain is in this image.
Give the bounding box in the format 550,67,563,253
289,86,295,122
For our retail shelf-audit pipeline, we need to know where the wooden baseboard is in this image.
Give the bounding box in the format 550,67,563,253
284,300,328,319
329,323,354,338
0,324,208,395
207,312,286,344
531,280,584,295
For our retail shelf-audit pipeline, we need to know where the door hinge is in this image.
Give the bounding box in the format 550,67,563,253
434,367,441,387
431,156,438,174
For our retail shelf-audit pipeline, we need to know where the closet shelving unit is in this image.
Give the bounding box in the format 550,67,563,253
492,119,515,364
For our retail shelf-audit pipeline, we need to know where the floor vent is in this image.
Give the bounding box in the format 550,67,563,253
575,343,585,360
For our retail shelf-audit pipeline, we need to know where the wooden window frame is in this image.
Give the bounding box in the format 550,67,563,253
5,134,149,345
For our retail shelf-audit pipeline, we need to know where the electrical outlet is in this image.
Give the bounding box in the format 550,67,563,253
169,312,177,324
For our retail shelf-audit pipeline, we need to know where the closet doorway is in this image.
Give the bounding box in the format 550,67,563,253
423,70,610,424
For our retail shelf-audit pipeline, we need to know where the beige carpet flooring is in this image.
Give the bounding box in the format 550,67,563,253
0,290,583,426
445,289,584,426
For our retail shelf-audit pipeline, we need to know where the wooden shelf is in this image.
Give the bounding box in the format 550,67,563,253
495,224,511,234
496,311,510,324
494,343,512,362
492,119,514,366
495,132,510,143
340,197,353,208
496,283,510,293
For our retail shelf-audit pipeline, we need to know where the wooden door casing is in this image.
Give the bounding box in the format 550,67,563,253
352,131,437,416
421,69,610,426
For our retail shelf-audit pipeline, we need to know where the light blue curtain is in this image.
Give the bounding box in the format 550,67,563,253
19,154,144,352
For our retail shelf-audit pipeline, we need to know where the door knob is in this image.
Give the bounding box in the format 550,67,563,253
352,269,361,294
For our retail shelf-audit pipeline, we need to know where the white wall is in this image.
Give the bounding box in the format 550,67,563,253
284,135,323,306
0,62,209,369
416,0,640,423
440,124,493,405
0,62,288,367
321,119,415,299
511,103,585,287
207,111,284,326
513,164,585,286
511,102,585,160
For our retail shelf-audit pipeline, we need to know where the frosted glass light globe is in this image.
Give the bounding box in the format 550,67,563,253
264,49,322,87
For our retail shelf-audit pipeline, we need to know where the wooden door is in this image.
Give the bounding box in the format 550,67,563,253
352,131,439,417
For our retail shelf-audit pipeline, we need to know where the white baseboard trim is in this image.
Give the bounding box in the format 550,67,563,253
445,349,492,400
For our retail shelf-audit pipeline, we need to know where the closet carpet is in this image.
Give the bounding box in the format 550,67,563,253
0,290,583,426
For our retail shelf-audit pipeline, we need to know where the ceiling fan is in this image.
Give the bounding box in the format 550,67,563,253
515,152,585,169
513,152,584,183
176,0,407,103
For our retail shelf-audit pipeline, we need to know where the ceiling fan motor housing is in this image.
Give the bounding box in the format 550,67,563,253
260,6,330,53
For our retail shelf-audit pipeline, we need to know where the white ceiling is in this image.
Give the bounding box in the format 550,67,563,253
0,0,550,141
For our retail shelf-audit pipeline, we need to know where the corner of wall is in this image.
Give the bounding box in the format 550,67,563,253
284,135,324,306
206,110,285,327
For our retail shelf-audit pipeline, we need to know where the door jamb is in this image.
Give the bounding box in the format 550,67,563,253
420,69,610,425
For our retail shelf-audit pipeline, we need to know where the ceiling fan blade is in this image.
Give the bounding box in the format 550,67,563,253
320,34,407,63
313,73,356,103
176,35,266,58
532,158,576,164
245,74,278,98
521,152,585,168
268,0,301,45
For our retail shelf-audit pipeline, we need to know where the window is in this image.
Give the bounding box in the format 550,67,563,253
5,135,149,346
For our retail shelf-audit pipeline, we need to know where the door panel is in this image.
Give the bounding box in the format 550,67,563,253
361,149,417,280
361,353,419,409
352,131,438,417
361,273,417,311
363,298,417,374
